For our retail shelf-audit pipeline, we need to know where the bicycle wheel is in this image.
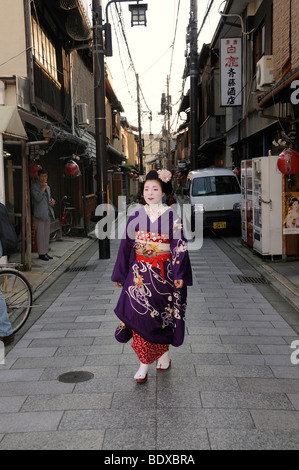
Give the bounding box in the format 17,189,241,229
0,269,33,333
62,211,73,236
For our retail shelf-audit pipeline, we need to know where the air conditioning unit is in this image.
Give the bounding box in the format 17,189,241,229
75,103,89,126
256,55,274,90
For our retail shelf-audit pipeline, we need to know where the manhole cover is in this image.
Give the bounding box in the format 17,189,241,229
230,274,269,284
58,371,94,383
66,266,89,272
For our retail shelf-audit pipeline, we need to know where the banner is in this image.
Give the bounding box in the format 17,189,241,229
221,38,242,107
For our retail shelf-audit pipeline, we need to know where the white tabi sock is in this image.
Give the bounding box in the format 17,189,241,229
157,351,170,370
134,362,149,380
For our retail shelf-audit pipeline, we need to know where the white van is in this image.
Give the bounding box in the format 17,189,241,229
184,168,241,231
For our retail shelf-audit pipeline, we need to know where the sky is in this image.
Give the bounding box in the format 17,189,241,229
82,0,226,134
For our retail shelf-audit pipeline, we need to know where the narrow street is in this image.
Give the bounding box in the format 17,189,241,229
0,234,299,450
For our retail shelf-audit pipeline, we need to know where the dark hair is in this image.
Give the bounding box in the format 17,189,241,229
38,169,48,176
145,170,172,196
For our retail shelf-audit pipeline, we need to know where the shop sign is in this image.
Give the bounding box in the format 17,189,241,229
220,38,242,107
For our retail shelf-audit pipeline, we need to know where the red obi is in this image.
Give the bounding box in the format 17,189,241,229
136,252,171,282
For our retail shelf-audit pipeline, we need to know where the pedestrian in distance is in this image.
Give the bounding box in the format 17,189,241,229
31,169,55,261
0,203,18,345
111,169,192,383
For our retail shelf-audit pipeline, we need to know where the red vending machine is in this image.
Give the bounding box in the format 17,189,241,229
241,159,253,247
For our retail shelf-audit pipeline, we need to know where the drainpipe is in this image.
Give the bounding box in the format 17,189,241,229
24,0,35,107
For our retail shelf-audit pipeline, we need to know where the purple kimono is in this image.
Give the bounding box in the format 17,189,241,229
111,206,193,346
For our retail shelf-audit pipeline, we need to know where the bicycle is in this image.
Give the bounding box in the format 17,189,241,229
49,196,75,240
0,265,33,334
61,195,75,236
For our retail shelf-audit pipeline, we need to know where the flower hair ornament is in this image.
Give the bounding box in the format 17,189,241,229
157,169,172,183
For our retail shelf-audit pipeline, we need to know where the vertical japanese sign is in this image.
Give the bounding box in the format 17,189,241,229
221,38,242,107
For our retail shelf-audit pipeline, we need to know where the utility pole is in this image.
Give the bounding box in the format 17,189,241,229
167,75,171,171
136,73,143,175
92,0,110,259
190,0,198,170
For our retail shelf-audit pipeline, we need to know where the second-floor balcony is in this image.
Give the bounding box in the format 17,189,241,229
200,115,226,148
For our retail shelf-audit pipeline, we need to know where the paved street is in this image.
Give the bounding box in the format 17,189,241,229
0,236,299,450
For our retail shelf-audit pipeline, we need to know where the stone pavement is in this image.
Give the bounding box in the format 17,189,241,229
0,235,299,450
10,235,95,296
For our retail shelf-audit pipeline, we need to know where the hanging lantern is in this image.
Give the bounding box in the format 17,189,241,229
29,162,42,178
64,160,81,177
277,149,299,175
233,167,241,180
128,3,148,27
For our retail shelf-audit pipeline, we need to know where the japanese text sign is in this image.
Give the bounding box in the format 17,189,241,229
220,38,242,107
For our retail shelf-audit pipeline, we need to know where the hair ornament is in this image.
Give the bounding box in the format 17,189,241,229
157,169,172,183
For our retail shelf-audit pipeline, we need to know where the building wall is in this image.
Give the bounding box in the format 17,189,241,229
127,132,138,166
0,0,27,77
273,0,290,80
72,52,94,125
272,0,299,78
272,0,299,80
291,0,299,68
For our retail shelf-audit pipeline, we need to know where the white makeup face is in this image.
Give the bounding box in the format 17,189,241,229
143,180,164,205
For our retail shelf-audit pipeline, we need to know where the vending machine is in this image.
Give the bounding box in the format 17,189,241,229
241,160,253,247
251,156,283,255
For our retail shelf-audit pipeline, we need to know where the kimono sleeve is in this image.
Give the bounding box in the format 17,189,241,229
170,213,193,286
111,215,136,285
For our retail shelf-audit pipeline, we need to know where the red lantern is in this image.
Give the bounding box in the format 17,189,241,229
233,167,241,180
277,149,299,175
29,162,42,178
64,160,81,177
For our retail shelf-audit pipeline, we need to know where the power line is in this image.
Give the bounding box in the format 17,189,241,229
169,0,181,80
197,0,215,39
113,3,151,114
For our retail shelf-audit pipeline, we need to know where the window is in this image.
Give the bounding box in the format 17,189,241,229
31,18,58,81
192,176,240,196
253,22,265,75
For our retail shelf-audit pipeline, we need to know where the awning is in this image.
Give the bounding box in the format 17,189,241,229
18,109,48,130
51,124,87,150
0,106,27,139
107,145,126,164
145,154,159,164
198,135,225,151
79,131,96,159
257,67,299,108
178,95,190,114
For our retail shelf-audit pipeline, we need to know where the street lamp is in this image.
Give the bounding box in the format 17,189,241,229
92,0,148,260
105,0,148,25
129,3,148,26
